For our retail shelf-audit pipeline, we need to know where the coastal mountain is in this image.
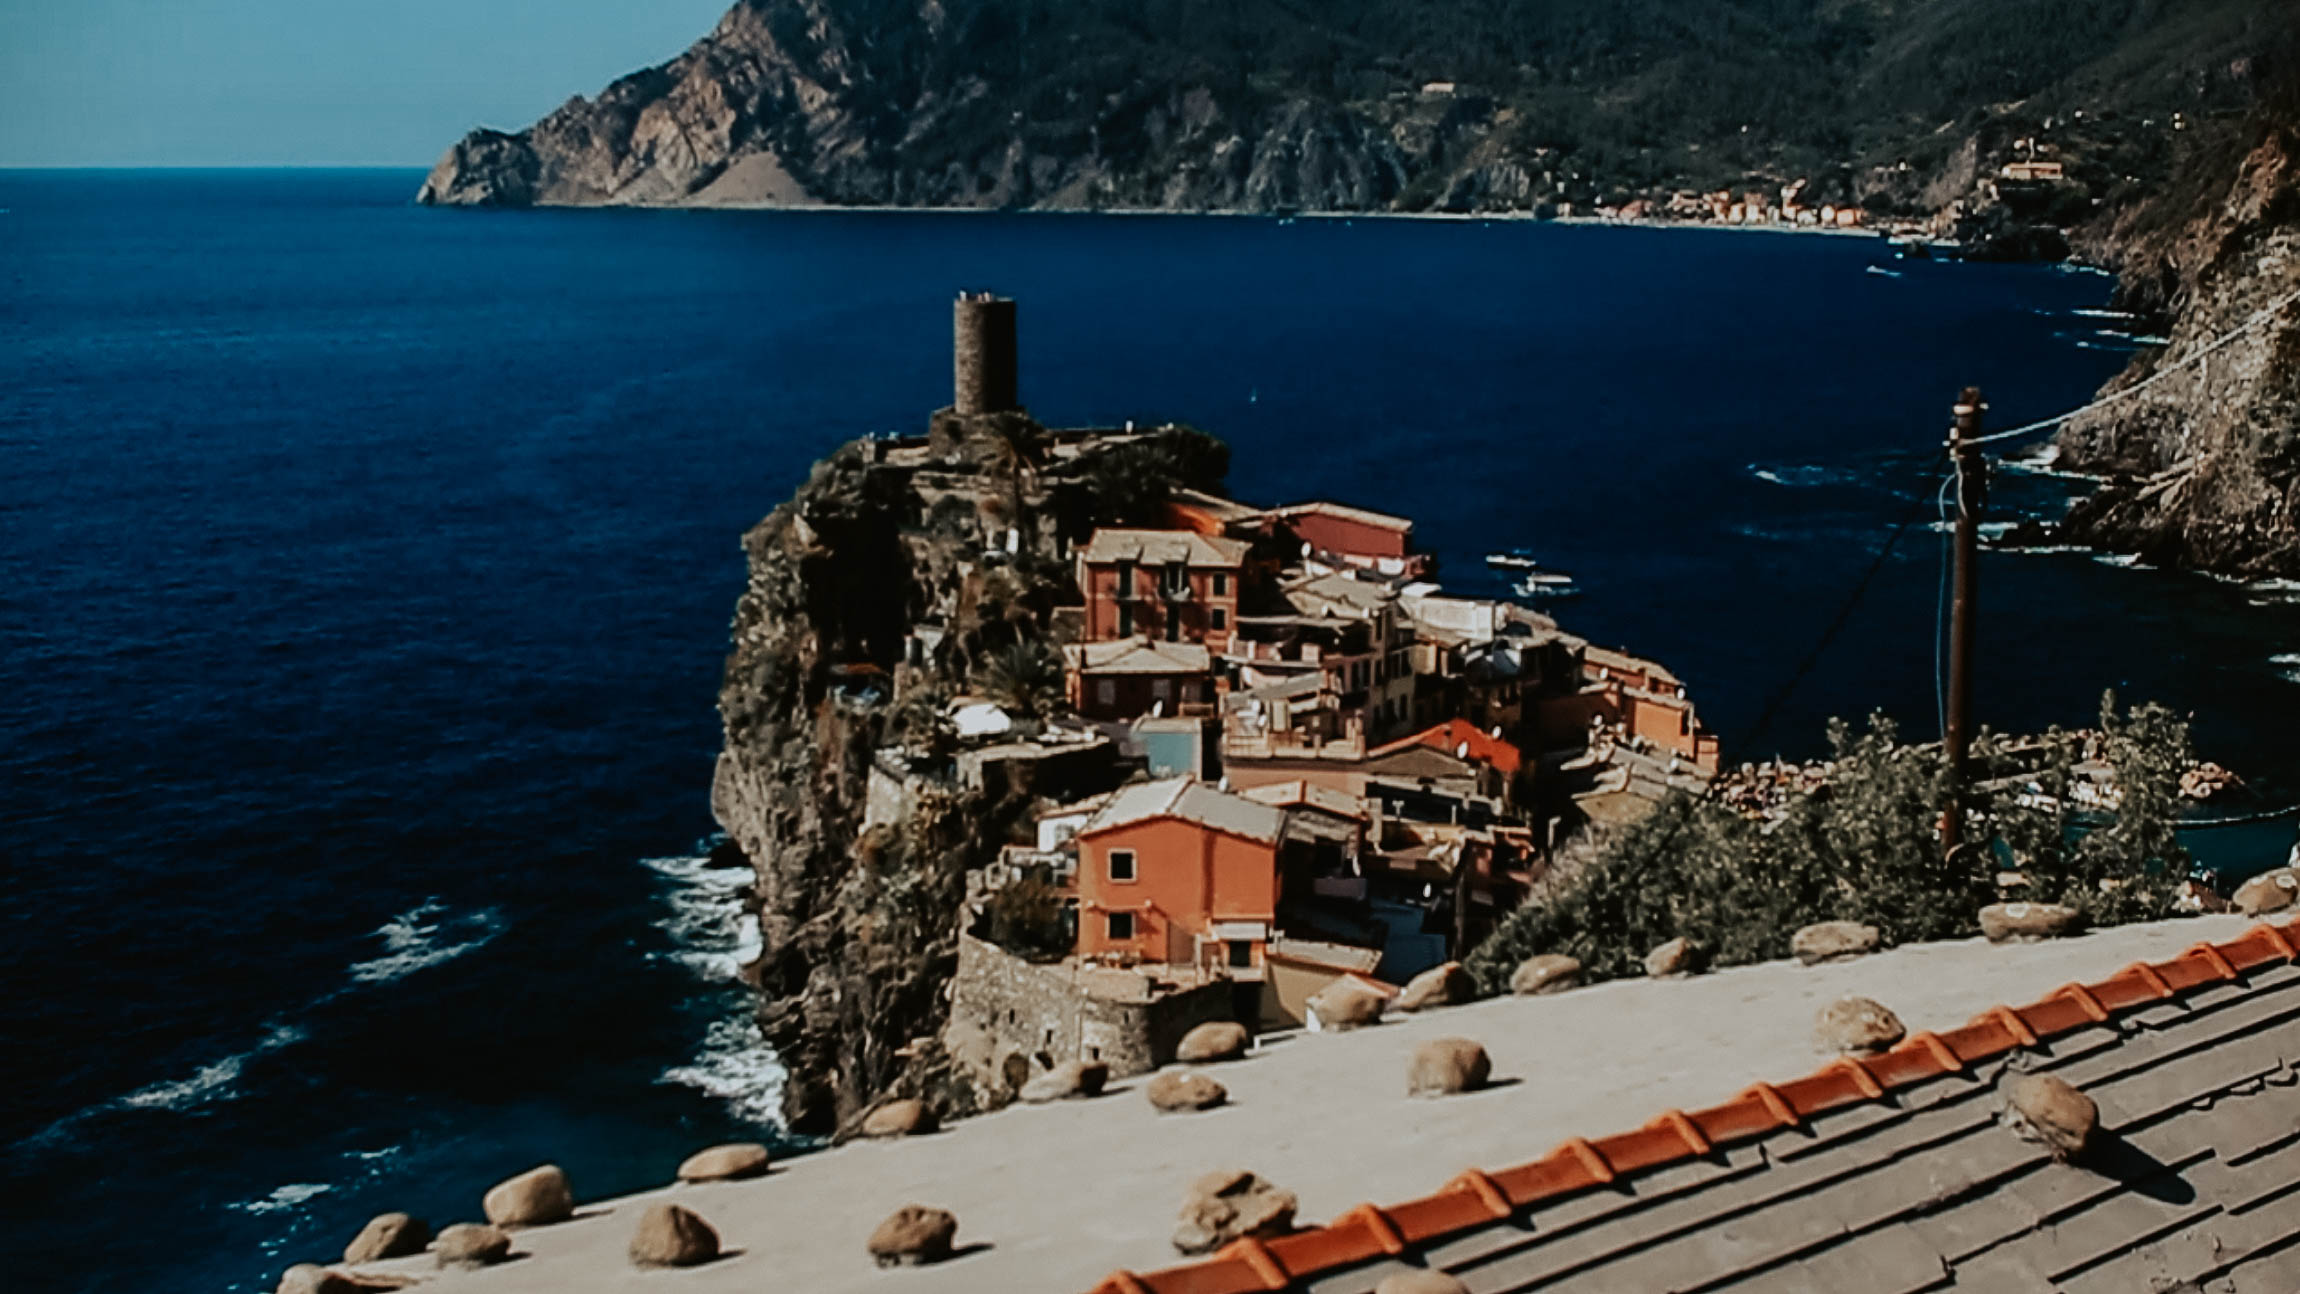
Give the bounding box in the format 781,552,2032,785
422,0,2299,578
419,0,2281,220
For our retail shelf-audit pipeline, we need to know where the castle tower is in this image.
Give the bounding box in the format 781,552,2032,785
953,292,1019,416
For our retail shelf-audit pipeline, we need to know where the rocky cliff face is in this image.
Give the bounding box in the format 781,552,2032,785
2051,120,2300,578
708,417,1228,1132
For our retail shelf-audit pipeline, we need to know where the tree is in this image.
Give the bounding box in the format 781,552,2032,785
970,639,1065,719
1465,697,2197,994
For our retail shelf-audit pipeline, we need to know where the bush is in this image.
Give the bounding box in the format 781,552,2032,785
1465,695,2193,993
984,873,1073,961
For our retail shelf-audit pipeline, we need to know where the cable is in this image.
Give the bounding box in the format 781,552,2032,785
1733,455,1948,757
1964,285,2300,448
1933,470,1954,740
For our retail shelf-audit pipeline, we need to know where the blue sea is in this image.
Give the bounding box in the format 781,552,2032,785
4,170,2296,1293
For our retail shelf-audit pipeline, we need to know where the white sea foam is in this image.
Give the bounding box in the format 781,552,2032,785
1746,463,1864,489
2071,307,2137,320
2247,579,2300,606
231,1182,334,1216
116,1023,307,1114
645,853,760,982
2094,552,2147,569
347,899,504,986
1928,519,2019,538
659,1015,789,1127
1997,543,2092,555
2272,653,2300,684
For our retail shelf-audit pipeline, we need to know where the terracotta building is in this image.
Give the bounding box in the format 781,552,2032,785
1076,528,1249,652
1073,777,1287,979
1062,638,1214,720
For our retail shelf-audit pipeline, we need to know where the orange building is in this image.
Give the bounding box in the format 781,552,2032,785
1077,529,1249,652
1074,777,1287,978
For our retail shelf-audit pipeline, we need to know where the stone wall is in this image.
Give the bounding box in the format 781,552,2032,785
942,933,1235,1096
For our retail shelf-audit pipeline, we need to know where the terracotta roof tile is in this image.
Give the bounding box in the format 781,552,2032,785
1083,919,2300,1294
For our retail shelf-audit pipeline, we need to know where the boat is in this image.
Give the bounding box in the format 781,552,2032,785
1517,570,1575,586
1515,574,1581,599
1485,552,1540,570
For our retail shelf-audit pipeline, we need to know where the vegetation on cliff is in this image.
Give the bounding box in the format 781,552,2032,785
1466,694,2197,991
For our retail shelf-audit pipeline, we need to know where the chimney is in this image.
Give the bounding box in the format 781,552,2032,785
953,292,1019,416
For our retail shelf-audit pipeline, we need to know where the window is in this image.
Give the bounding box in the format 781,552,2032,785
1210,607,1227,631
1094,679,1117,708
1108,849,1137,881
1107,911,1135,939
1151,679,1172,703
1213,572,1229,596
1228,940,1254,969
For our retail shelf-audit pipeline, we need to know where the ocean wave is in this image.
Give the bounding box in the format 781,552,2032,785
2246,578,2300,606
2094,552,2148,569
658,1015,788,1127
229,1182,334,1216
116,1023,308,1114
645,853,761,983
1746,463,1868,489
2071,307,2137,320
1928,519,2020,538
2273,653,2300,684
346,899,505,986
1996,543,2092,555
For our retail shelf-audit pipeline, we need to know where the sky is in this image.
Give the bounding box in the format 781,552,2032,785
0,0,738,167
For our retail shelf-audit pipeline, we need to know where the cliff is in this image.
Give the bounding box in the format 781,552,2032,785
708,413,1230,1132
2051,107,2300,577
417,0,2284,219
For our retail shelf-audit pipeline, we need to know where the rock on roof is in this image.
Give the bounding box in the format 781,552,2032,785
1094,917,2300,1294
1079,528,1249,567
1065,638,1212,675
1080,776,1286,845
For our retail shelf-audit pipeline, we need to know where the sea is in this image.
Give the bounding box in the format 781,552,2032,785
4,169,2296,1293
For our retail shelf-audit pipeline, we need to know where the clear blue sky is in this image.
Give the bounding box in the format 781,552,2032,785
0,0,737,167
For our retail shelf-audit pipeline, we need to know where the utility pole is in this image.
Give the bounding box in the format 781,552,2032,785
1943,387,1988,861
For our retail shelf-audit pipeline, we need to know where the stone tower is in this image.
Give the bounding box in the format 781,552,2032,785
953,292,1019,416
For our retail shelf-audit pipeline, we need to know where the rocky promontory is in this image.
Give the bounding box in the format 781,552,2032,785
708,405,1229,1133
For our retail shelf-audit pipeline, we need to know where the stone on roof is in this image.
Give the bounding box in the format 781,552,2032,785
1266,938,1385,974
1079,528,1249,567
1081,776,1286,845
1066,638,1213,675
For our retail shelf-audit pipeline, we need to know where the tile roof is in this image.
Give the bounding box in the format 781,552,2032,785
1081,528,1251,567
1583,643,1683,687
1266,502,1416,534
1086,919,2300,1294
1240,780,1368,821
1068,638,1214,675
1283,572,1398,619
1375,719,1524,777
1081,776,1287,846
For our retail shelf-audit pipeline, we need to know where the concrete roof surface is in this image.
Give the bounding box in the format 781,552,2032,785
346,916,2272,1294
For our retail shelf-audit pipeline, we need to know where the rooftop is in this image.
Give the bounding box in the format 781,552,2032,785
1240,779,1369,821
1584,643,1683,687
1080,528,1251,567
1081,775,1288,845
1266,501,1416,534
354,915,2288,1294
1067,638,1215,676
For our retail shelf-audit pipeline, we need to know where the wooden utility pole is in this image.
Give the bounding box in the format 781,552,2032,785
1942,387,1988,860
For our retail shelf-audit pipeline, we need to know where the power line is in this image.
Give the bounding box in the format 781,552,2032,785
1733,455,1948,757
1965,285,2300,448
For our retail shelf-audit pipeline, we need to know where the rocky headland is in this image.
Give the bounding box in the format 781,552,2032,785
707,407,1229,1133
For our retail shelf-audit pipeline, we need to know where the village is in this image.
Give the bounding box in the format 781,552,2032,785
836,294,1726,1100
